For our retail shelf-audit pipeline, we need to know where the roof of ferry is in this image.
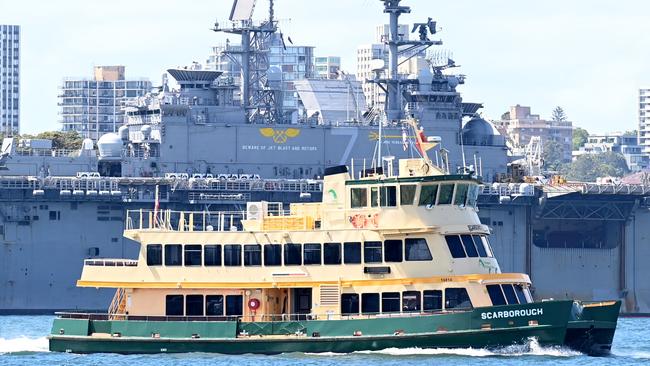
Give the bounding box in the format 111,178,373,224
345,174,481,185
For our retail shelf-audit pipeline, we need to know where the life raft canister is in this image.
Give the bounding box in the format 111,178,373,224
248,298,261,311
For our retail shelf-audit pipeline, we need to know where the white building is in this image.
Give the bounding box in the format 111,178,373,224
0,25,20,135
573,132,648,172
639,88,650,153
314,56,341,79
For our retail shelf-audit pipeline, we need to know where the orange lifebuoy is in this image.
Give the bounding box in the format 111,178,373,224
248,298,261,311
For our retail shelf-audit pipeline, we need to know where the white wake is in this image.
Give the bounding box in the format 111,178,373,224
0,336,49,354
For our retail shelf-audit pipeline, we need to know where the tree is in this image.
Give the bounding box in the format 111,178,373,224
551,106,567,122
562,152,629,182
500,111,510,120
572,127,589,151
542,140,565,172
33,131,84,150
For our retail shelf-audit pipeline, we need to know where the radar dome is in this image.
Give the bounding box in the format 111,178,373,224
81,138,94,150
118,125,129,141
461,117,503,146
97,133,123,159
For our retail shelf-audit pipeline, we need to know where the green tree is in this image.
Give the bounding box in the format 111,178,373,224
34,131,83,150
572,127,589,150
562,152,629,182
542,140,565,172
552,106,567,122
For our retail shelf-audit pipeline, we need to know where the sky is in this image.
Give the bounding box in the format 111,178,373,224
2,0,650,135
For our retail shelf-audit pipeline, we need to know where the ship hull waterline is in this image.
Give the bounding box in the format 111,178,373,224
48,300,620,356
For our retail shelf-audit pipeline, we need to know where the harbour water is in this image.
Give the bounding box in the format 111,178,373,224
0,316,648,365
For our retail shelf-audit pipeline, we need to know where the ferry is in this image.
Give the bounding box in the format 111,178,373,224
48,119,620,356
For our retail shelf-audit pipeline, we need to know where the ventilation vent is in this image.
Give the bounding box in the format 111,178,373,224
319,285,340,306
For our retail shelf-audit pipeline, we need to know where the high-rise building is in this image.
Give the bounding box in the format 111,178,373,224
0,25,20,135
639,88,650,153
314,56,341,79
59,66,151,140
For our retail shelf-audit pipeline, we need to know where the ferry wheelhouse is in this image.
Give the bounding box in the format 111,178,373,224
49,120,619,356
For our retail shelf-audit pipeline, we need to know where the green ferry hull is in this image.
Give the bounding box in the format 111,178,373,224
48,300,619,356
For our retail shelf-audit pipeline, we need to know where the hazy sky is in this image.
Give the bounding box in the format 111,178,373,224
3,0,650,134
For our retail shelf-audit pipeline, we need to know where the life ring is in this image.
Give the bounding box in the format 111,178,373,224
248,298,261,311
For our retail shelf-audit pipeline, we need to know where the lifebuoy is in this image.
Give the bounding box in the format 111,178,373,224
248,298,261,311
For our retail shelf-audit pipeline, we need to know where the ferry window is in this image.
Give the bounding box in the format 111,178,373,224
341,294,360,315
460,235,479,258
204,245,222,266
400,185,416,205
186,295,203,316
438,184,455,205
303,243,322,265
264,244,282,266
402,291,421,312
454,184,468,206
472,235,488,257
184,245,202,266
361,293,380,314
244,244,262,266
423,290,443,311
486,284,507,306
514,285,529,304
225,295,243,317
284,243,302,265
323,243,341,265
164,244,182,266
380,186,397,207
467,184,479,207
146,244,162,266
445,288,473,310
382,292,400,313
481,236,494,257
344,242,362,264
405,238,433,261
165,294,183,316
445,235,466,258
350,188,368,208
384,240,403,262
224,244,242,266
363,241,382,263
418,184,438,206
370,187,379,207
502,284,520,305
206,295,224,316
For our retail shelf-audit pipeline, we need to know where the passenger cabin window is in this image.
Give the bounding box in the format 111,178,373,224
423,290,443,311
364,241,382,263
384,239,403,262
344,242,361,264
323,243,341,264
382,292,400,313
362,293,380,314
445,235,466,258
223,244,241,266
264,244,282,266
244,244,261,266
146,244,162,266
400,185,416,205
445,288,473,310
204,245,222,266
284,243,302,265
454,184,468,206
341,294,360,315
186,295,203,316
405,238,432,261
402,291,421,312
461,235,479,257
370,187,379,207
164,244,182,266
165,295,183,316
438,184,455,205
184,245,202,266
206,295,224,316
350,188,368,208
303,243,321,265
419,184,438,206
486,284,507,306
225,295,243,317
380,186,397,207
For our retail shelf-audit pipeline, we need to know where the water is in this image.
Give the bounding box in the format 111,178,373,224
1,316,649,365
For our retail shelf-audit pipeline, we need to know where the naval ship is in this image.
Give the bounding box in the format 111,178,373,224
1,0,649,315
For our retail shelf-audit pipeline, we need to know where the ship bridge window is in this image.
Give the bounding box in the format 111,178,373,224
418,184,438,206
502,284,520,305
382,292,400,313
486,284,507,306
438,184,455,205
341,293,360,315
284,243,302,265
184,245,202,266
186,295,204,316
204,245,222,266
224,244,242,266
206,295,224,316
467,184,479,208
461,235,479,258
344,242,362,264
225,295,243,317
350,188,368,208
514,284,532,304
380,186,397,207
445,288,473,310
364,241,382,263
454,184,469,206
146,244,162,266
361,293,380,314
244,244,262,266
402,291,421,312
323,243,341,265
384,240,403,262
400,184,416,205
303,243,322,265
423,290,443,311
164,244,182,266
473,235,488,257
445,235,466,258
405,238,433,261
264,244,282,266
371,187,379,207
165,295,183,316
